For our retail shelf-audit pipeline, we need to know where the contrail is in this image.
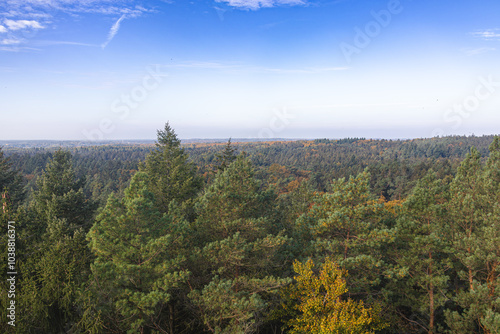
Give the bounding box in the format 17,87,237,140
101,14,126,49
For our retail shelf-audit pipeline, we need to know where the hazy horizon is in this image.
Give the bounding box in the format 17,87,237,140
1,132,500,144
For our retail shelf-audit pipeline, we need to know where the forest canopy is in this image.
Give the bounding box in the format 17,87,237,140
1,126,499,333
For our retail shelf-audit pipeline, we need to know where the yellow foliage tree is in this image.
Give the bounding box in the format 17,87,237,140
281,258,387,334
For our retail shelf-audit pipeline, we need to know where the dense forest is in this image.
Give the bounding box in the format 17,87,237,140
1,124,499,333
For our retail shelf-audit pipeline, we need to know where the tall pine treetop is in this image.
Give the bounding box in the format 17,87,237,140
484,136,500,192
156,122,181,150
33,149,95,231
141,122,202,218
215,138,237,172
35,150,83,198
0,146,25,205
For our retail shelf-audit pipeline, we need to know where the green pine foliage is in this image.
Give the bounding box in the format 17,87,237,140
86,172,190,333
0,147,25,206
297,171,400,302
214,138,237,172
189,155,289,334
33,149,96,231
444,145,500,333
0,149,96,333
140,123,202,219
394,171,452,333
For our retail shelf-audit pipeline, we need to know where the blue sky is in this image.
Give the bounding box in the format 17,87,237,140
1,0,499,140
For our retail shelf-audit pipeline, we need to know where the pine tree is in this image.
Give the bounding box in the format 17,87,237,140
447,148,485,286
33,149,95,231
275,178,317,258
483,136,500,197
140,123,202,219
445,146,500,333
195,154,274,238
395,170,452,333
87,172,189,333
28,217,93,332
214,138,237,172
292,170,406,330
189,155,289,333
300,171,398,295
2,150,96,333
0,147,25,207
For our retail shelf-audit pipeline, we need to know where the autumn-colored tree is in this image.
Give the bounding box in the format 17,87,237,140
280,257,387,334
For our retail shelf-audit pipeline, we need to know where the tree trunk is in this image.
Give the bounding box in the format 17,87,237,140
429,286,434,334
429,252,435,334
169,304,174,334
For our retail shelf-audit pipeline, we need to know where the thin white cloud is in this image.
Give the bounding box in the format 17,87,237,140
1,10,52,19
471,29,500,41
36,40,99,47
0,1,156,52
2,1,153,17
0,46,41,52
4,19,44,30
101,14,126,49
214,6,227,21
1,38,22,45
214,0,306,10
461,47,496,56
